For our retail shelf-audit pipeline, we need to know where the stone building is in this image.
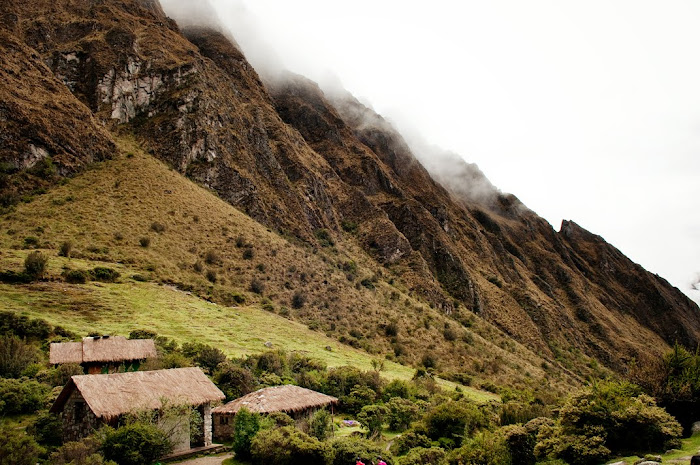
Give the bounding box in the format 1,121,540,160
212,385,338,441
50,335,157,374
50,367,225,453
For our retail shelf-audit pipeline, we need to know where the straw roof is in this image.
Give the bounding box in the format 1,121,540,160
50,336,157,364
51,367,225,420
213,385,338,415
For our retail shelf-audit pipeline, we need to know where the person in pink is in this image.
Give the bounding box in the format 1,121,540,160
355,458,365,465
376,457,387,465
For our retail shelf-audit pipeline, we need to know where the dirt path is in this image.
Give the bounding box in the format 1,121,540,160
171,453,233,465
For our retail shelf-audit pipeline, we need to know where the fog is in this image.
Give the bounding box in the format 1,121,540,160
160,0,700,304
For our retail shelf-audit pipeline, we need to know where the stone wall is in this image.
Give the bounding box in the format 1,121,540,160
62,390,102,443
212,413,234,442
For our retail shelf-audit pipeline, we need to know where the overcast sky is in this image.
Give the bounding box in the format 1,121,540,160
200,0,700,304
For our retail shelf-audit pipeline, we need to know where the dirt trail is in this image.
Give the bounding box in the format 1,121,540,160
171,453,232,465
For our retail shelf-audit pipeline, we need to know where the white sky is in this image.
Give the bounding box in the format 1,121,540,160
204,0,700,304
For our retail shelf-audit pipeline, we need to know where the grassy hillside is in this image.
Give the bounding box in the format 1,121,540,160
0,137,582,397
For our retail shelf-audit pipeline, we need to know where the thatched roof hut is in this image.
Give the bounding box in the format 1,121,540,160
49,336,157,365
51,367,225,421
213,385,338,416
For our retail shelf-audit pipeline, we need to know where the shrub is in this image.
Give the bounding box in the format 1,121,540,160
341,385,378,414
315,229,334,247
0,423,44,465
0,377,49,415
326,437,386,465
446,430,511,465
291,292,306,309
387,397,421,431
250,426,325,465
0,335,40,378
0,312,51,340
58,241,72,258
502,424,536,465
150,222,166,233
422,400,491,449
181,342,226,374
391,431,433,456
91,267,120,283
49,436,114,465
232,407,260,460
242,247,255,260
24,236,40,248
266,411,295,428
139,237,150,247
100,422,172,465
30,412,63,448
24,251,48,280
358,404,388,439
205,269,217,283
250,278,265,295
309,408,333,440
204,250,220,265
397,447,446,465
64,269,89,284
213,362,258,400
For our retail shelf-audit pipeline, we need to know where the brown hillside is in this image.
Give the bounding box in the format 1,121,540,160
1,0,698,381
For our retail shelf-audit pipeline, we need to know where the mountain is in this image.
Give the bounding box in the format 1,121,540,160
1,0,698,392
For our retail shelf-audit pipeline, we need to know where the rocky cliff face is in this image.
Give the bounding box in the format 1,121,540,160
2,0,698,375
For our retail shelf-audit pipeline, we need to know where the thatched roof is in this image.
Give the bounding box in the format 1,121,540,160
212,385,338,415
50,367,225,420
50,336,157,364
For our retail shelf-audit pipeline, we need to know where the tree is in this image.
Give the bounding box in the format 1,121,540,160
232,407,260,460
358,404,388,440
309,408,333,441
387,397,420,431
250,426,325,465
0,335,40,378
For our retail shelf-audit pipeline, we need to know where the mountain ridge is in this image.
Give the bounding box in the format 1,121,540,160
1,0,698,385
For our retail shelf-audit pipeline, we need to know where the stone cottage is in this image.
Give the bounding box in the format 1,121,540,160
50,367,225,453
50,335,157,374
212,385,338,441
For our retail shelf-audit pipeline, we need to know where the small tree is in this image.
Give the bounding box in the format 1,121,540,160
0,335,40,378
387,397,420,431
0,423,44,465
250,426,325,465
309,408,333,441
232,407,260,460
24,251,48,280
100,422,172,465
358,404,388,440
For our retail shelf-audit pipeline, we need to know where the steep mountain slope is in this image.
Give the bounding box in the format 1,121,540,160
1,0,698,384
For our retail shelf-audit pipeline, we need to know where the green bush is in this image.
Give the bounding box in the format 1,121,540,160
0,422,44,465
396,447,446,465
326,436,386,465
501,424,536,465
24,251,48,280
422,400,490,449
91,267,120,283
100,422,172,465
58,241,72,258
29,412,63,449
0,378,49,415
50,436,115,465
309,408,333,441
0,312,51,340
387,397,421,431
358,404,388,439
63,269,89,284
391,431,432,456
446,431,511,465
0,335,40,378
181,342,227,374
341,385,378,414
232,407,260,460
213,362,258,400
250,426,325,465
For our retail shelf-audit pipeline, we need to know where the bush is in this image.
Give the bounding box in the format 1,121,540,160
100,422,172,465
502,424,536,465
232,407,260,460
58,241,72,258
0,335,40,378
205,269,217,283
150,222,166,233
250,426,325,465
341,385,378,414
242,247,255,260
0,312,51,340
50,436,114,465
24,251,48,280
387,397,421,431
204,250,220,265
0,422,44,465
91,267,120,283
139,237,150,247
358,404,388,439
213,362,258,400
64,269,89,284
326,437,386,465
309,408,333,440
291,292,306,309
0,377,49,415
391,431,432,456
181,342,227,374
397,447,446,465
422,400,491,449
30,412,63,448
446,430,511,465
250,278,265,295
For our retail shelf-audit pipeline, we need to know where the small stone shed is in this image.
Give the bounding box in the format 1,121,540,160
50,367,225,453
50,336,157,374
212,385,338,441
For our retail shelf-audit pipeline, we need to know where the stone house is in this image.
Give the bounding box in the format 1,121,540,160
50,367,225,453
212,385,338,441
50,335,157,374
